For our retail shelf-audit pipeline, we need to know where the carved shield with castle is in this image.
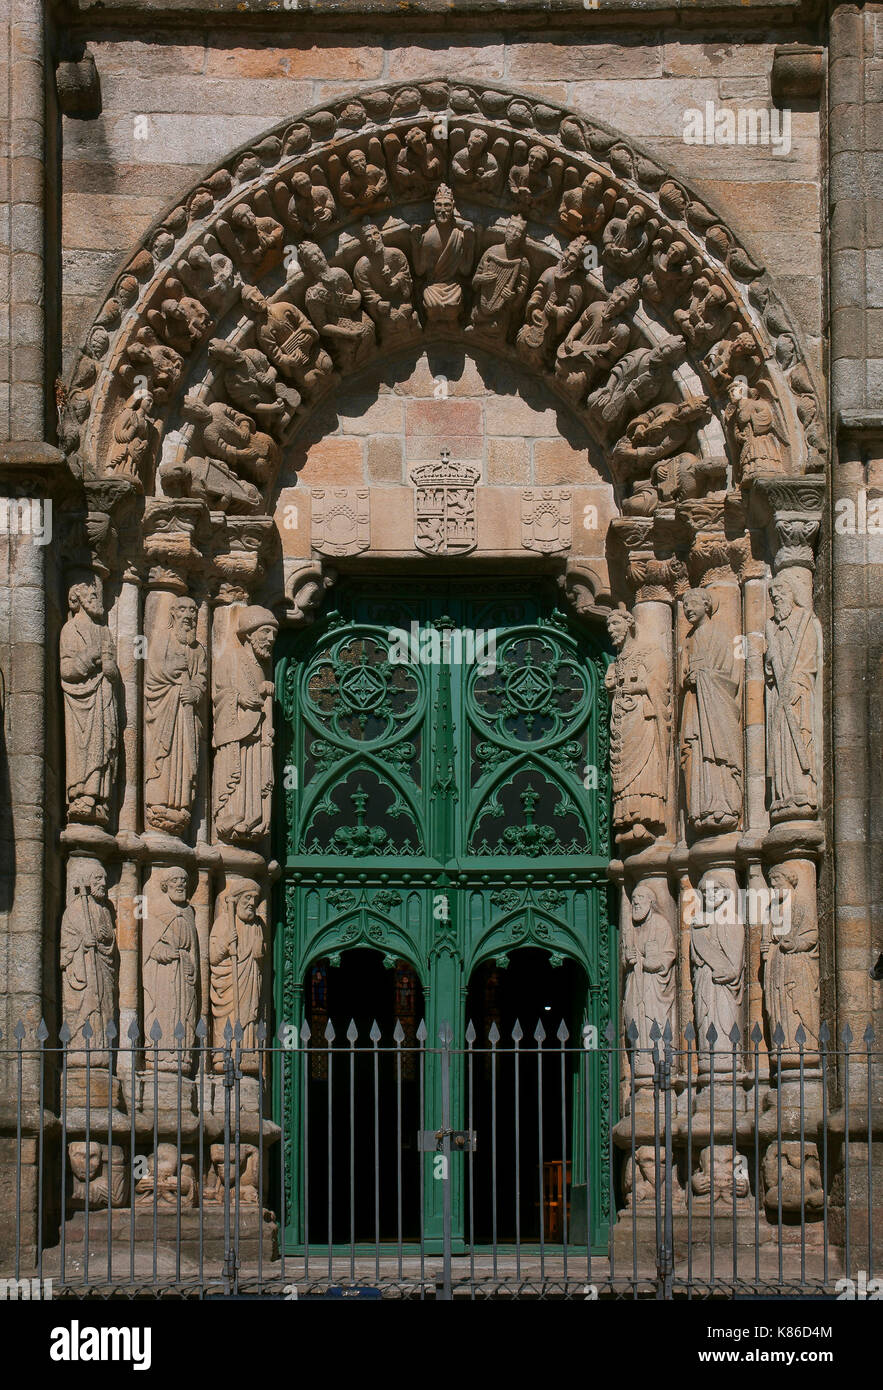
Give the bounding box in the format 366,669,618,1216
410,451,480,556
522,488,572,554
311,488,370,557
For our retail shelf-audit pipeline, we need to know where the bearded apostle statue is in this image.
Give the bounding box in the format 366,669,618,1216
764,574,823,821
60,576,119,826
60,858,117,1065
680,588,742,835
144,595,207,837
622,882,677,1078
411,184,476,325
212,606,278,846
761,862,820,1060
690,872,745,1070
605,607,671,844
210,877,266,1074
143,866,199,1070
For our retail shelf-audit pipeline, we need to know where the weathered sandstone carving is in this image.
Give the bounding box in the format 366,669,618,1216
353,220,420,346
212,607,278,846
623,882,676,1074
469,215,531,340
411,185,476,325
764,573,822,821
61,858,117,1061
300,241,375,371
143,867,199,1068
680,588,742,835
144,596,207,836
210,877,266,1069
61,576,119,825
761,862,820,1056
605,608,670,841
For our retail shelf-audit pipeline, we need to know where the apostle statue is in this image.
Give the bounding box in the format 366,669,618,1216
622,882,677,1077
60,858,117,1065
60,576,119,826
680,588,742,835
605,607,670,843
469,215,531,340
690,872,745,1066
353,219,420,347
764,574,822,821
411,184,476,326
761,862,820,1058
210,877,266,1073
144,596,207,837
143,866,199,1070
212,606,278,846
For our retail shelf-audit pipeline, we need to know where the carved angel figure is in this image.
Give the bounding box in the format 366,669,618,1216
109,391,155,486
724,377,787,480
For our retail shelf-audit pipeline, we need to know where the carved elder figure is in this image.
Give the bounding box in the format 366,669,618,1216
143,866,199,1068
764,574,822,821
469,215,531,340
516,236,588,371
680,588,742,835
60,576,119,825
300,241,375,371
60,858,116,1063
586,333,686,439
353,220,420,346
411,185,475,325
622,883,676,1077
605,608,670,842
554,280,638,403
761,863,820,1056
212,606,278,845
210,877,266,1071
240,283,333,402
144,596,207,836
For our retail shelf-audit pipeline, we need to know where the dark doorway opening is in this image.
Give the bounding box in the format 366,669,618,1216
304,949,423,1244
465,949,587,1244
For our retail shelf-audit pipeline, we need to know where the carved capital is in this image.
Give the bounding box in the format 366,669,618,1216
746,475,824,571
627,553,689,604
209,516,277,604
142,499,208,591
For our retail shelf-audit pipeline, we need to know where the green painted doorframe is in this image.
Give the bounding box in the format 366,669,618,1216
273,578,617,1252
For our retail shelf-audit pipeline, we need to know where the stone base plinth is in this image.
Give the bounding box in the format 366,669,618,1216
55,1205,279,1267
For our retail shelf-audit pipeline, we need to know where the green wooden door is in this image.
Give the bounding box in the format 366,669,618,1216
274,578,615,1251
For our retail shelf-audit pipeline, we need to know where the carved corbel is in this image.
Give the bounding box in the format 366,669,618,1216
557,560,611,620
284,560,338,627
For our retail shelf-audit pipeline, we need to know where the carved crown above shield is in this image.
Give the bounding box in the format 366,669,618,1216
311,487,370,557
522,488,572,554
410,449,480,557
